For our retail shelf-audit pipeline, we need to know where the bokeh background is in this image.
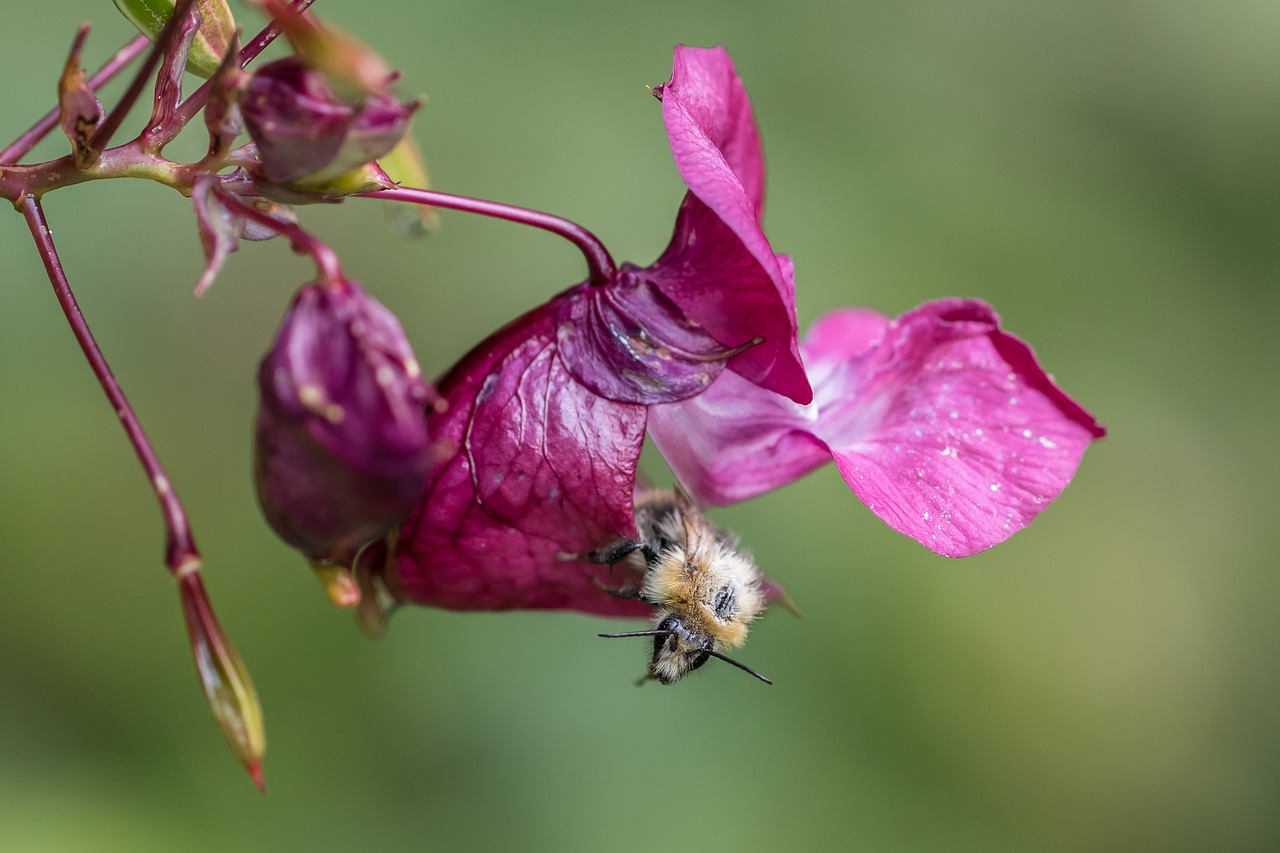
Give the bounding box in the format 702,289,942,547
2,1,1277,850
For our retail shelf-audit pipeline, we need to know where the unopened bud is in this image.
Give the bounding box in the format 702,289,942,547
241,57,419,186
255,280,433,574
177,573,266,790
112,0,237,79
59,25,104,169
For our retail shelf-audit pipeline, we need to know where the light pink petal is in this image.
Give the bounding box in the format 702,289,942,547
650,300,1105,557
801,307,891,364
817,299,1106,556
647,306,890,505
648,368,830,507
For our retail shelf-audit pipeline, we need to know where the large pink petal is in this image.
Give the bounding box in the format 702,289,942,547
644,46,810,404
393,304,650,616
650,301,1105,557
817,299,1106,556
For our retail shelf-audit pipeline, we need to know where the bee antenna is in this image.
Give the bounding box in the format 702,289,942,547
597,629,673,639
699,648,773,685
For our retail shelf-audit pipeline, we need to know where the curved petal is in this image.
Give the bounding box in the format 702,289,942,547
648,369,829,506
554,276,742,404
659,45,765,219
817,300,1106,556
647,307,889,505
644,46,810,404
392,304,650,616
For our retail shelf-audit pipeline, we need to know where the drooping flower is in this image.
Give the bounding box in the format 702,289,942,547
648,300,1106,557
381,46,807,616
378,45,1102,622
255,278,433,603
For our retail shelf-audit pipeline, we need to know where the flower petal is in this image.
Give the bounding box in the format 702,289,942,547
555,275,740,405
658,44,765,213
650,300,1105,557
393,305,651,616
648,305,890,505
645,46,810,404
818,299,1105,556
648,368,830,506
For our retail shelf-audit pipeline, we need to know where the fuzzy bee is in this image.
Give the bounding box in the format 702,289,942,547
588,488,771,685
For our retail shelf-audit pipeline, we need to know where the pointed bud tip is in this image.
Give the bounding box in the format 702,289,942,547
246,760,266,793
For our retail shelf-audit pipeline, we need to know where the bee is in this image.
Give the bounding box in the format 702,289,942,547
589,488,772,685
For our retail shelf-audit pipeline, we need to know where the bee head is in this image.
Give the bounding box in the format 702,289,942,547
598,618,773,685
648,615,713,685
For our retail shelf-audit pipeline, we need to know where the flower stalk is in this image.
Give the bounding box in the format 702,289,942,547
20,193,265,788
365,186,618,286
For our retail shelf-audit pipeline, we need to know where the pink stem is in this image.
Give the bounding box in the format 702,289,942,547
362,186,618,286
216,186,345,285
0,34,149,165
19,195,200,576
89,0,201,154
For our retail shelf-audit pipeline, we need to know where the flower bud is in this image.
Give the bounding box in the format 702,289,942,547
59,25,104,169
178,573,266,790
254,280,433,578
112,0,237,79
241,56,419,186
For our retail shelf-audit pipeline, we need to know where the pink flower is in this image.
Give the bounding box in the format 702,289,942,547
388,45,802,615
649,300,1106,556
384,46,1103,620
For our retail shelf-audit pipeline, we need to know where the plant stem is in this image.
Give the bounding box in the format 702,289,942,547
19,195,200,577
89,0,199,155
216,185,345,285
0,34,149,165
363,186,618,286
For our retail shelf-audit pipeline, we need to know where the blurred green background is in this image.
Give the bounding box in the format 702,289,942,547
2,0,1277,850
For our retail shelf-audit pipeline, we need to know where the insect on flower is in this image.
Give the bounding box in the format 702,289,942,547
590,488,771,685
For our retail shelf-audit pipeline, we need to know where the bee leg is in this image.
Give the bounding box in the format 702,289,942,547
586,540,659,567
589,575,645,601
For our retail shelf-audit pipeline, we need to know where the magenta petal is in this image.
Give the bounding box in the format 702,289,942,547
645,46,810,404
393,306,651,616
651,300,1104,556
659,45,765,213
819,299,1106,556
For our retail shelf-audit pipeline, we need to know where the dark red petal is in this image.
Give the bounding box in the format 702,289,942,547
393,304,650,616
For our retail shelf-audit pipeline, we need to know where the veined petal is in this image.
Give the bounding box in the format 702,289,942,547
555,274,742,405
392,304,651,616
645,46,810,404
818,299,1105,556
